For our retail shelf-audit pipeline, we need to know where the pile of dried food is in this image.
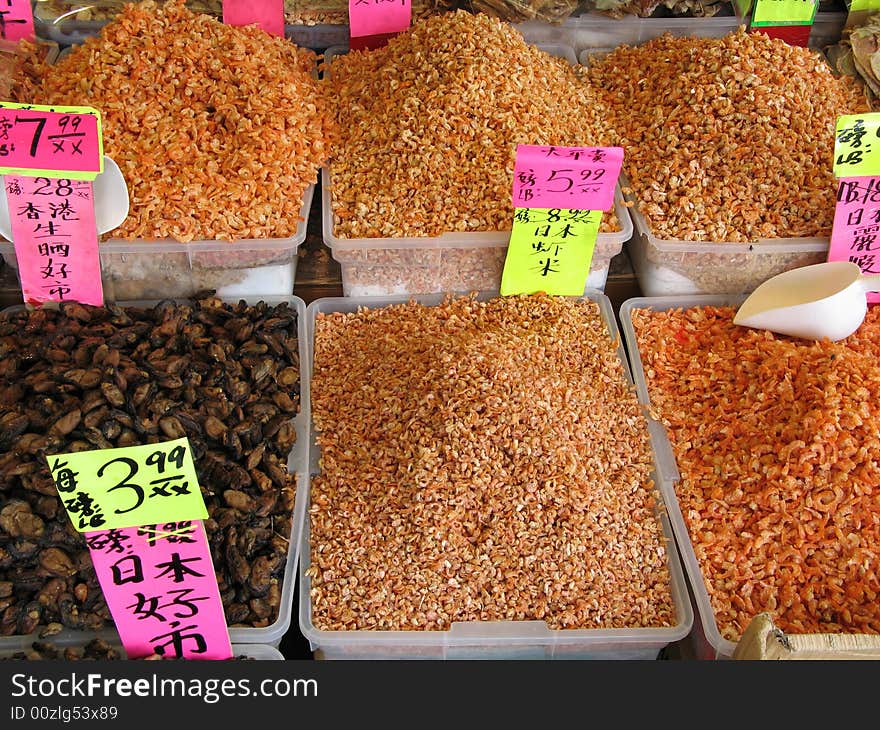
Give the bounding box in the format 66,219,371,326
584,30,869,244
825,12,880,110
14,0,333,243
308,294,675,632
0,296,301,636
325,10,618,240
632,304,880,641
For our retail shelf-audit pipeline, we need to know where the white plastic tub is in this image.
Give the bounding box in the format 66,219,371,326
625,200,829,297
299,290,693,659
3,40,317,302
323,177,633,296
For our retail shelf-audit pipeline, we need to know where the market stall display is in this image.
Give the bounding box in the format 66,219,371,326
2,0,332,300
321,11,631,296
621,296,880,658
300,292,691,658
583,30,870,295
0,295,308,648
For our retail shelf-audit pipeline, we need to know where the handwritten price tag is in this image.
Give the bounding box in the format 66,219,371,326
0,103,103,181
49,438,208,532
512,145,623,211
349,0,411,37
5,175,104,306
0,0,35,43
86,520,233,660
834,114,880,178
500,208,602,296
751,0,818,25
828,176,880,304
222,0,284,38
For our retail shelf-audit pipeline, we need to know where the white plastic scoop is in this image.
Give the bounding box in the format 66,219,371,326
733,260,880,342
0,155,129,240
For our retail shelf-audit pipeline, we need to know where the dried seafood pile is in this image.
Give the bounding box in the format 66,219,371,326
33,0,441,26
0,297,301,636
15,0,333,242
633,304,880,641
326,10,617,239
826,13,880,110
309,294,675,632
584,30,870,242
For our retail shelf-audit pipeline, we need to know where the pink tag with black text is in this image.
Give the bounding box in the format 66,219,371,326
0,104,103,181
0,0,35,43
5,175,104,306
86,521,233,661
512,145,623,211
829,175,880,304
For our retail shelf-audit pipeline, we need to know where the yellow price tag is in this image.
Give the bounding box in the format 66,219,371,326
48,438,208,532
834,114,880,178
500,208,601,296
848,0,880,11
751,0,818,25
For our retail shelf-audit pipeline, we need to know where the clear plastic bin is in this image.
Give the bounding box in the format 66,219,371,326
0,295,310,649
34,13,348,51
0,185,312,302
577,28,837,297
0,185,311,301
625,198,829,297
4,39,318,301
321,42,633,297
323,176,633,296
299,290,693,659
618,293,769,661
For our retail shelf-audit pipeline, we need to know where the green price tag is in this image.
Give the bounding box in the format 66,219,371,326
848,0,880,11
834,114,880,178
500,208,601,296
751,0,818,25
48,437,208,532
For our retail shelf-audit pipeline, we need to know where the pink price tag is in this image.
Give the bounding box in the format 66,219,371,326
829,176,880,304
512,145,624,211
222,0,284,38
6,175,104,307
349,0,411,39
0,0,35,43
86,520,233,661
0,104,103,181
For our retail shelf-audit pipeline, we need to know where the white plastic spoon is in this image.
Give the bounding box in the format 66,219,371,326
0,155,129,240
733,260,880,342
